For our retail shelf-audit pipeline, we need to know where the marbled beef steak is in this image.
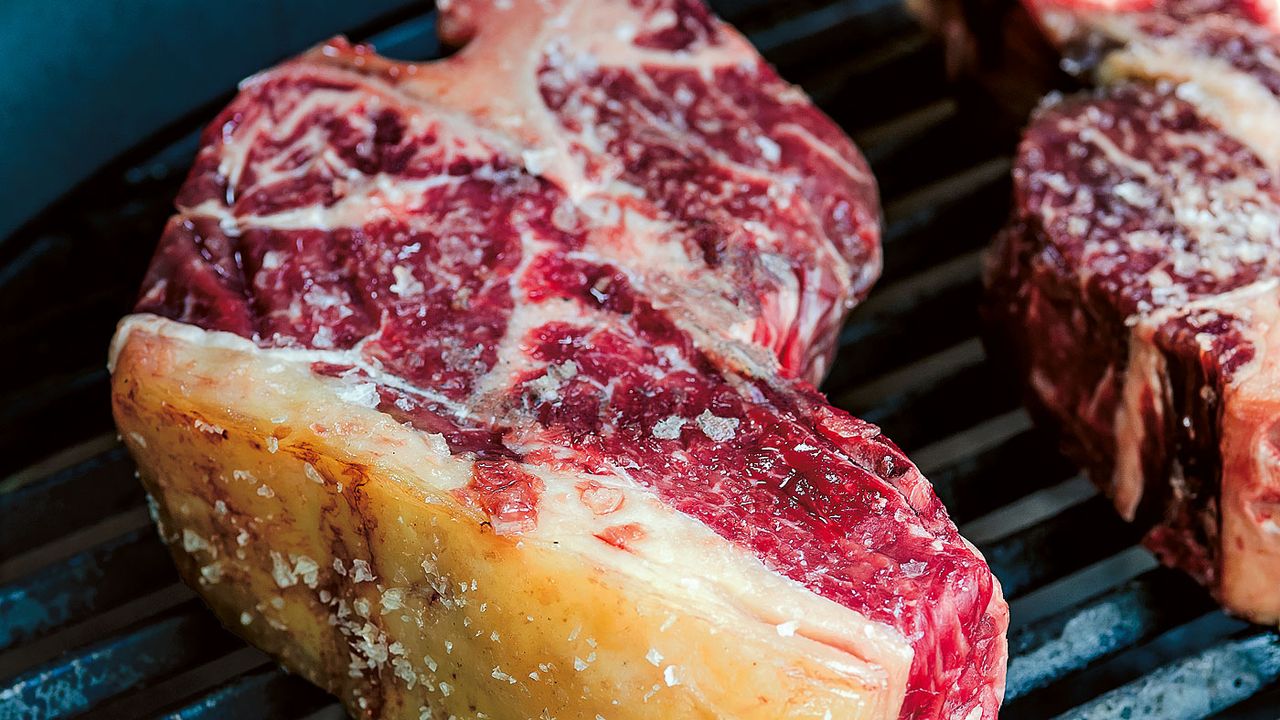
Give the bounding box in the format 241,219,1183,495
985,0,1280,621
109,1,1007,717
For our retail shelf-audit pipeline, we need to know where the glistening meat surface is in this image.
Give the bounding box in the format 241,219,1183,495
129,0,1007,716
986,0,1280,621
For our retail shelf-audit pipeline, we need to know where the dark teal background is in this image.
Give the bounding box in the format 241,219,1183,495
0,0,421,241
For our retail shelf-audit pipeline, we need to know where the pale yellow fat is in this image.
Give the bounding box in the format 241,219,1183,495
109,315,910,719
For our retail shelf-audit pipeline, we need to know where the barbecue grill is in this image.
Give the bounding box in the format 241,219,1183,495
2,1,1278,718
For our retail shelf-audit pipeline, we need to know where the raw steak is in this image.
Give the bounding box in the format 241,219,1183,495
1024,0,1280,167
110,1,1007,718
984,0,1280,620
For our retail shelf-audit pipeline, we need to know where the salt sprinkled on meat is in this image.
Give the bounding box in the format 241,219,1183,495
351,559,376,583
389,265,425,297
271,551,298,588
337,381,381,408
182,529,210,554
293,555,321,587
305,463,324,484
123,0,1005,714
775,620,799,637
695,409,738,442
651,415,685,440
526,361,578,404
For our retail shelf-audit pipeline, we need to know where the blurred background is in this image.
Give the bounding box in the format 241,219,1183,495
0,0,420,240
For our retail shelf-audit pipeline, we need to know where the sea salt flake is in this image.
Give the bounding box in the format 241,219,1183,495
901,559,928,578
194,418,225,435
305,463,325,484
200,562,223,584
390,265,425,297
352,559,376,583
695,409,739,442
354,598,372,618
293,555,320,587
182,529,209,554
338,381,381,408
651,415,684,440
754,135,781,163
527,361,578,403
270,551,298,587
381,587,405,613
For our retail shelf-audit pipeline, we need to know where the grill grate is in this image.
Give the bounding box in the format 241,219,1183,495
1,2,1278,718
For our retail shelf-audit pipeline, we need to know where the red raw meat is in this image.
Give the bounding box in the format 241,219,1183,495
986,0,1280,620
121,1,1008,717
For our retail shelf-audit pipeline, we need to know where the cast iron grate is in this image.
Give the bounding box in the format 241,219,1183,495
1,2,1278,718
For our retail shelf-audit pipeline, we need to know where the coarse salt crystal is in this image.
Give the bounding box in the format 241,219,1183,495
352,559,376,583
389,265,425,297
381,588,405,612
270,551,297,588
695,409,739,442
651,415,684,440
305,463,324,484
293,555,320,587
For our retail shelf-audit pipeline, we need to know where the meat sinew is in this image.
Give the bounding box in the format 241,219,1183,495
110,1,1007,718
985,0,1280,621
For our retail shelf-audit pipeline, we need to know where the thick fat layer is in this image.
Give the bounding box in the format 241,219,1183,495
1218,285,1280,621
991,81,1280,615
111,316,910,719
125,0,1004,718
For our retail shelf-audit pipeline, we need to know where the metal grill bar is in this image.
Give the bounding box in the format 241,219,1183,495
0,603,242,720
0,526,172,652
1,445,140,559
157,665,330,720
1,1,1278,718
